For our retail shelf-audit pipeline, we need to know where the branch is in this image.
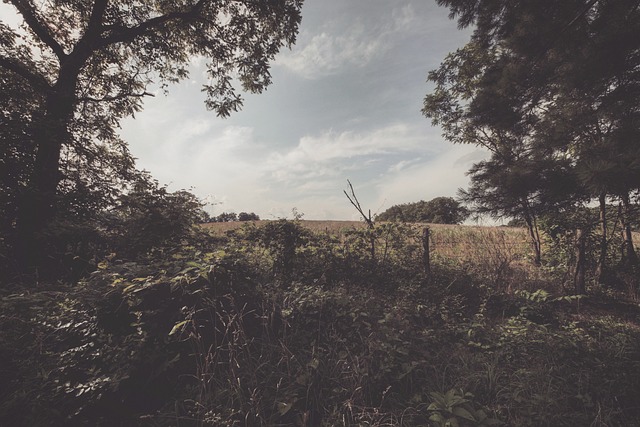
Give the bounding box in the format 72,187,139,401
84,0,109,39
344,180,374,229
0,55,51,92
99,0,207,47
8,0,66,60
79,91,154,103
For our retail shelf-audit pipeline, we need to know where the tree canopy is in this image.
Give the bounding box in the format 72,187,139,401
1,0,303,269
425,0,640,267
376,197,470,224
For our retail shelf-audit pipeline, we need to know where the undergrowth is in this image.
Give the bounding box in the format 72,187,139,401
2,220,640,426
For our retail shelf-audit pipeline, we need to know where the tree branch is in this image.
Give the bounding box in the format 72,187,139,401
0,55,51,92
79,91,154,103
344,180,374,229
8,0,67,60
99,0,207,47
85,0,109,39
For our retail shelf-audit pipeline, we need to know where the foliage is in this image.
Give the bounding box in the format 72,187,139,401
4,221,640,426
206,211,260,222
236,218,312,283
1,0,303,272
425,0,640,268
377,197,470,224
104,174,209,260
238,211,261,222
209,212,239,222
427,389,502,426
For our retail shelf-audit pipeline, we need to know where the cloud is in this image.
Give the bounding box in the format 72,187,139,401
264,123,432,184
276,28,386,79
374,145,488,211
276,2,438,80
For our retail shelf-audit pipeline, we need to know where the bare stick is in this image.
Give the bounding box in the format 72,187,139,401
344,180,374,229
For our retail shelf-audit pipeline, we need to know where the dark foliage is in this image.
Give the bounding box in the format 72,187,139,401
377,197,470,224
206,212,260,223
3,221,640,426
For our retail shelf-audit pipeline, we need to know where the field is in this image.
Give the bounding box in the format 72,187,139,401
204,220,536,283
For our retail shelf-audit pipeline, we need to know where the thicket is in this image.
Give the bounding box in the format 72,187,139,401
3,216,640,426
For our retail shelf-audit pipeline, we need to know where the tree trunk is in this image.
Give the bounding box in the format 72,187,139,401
523,211,542,266
595,192,608,282
620,193,638,266
15,75,77,270
574,228,587,295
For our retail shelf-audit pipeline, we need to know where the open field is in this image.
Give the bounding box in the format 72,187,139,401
202,219,369,234
203,219,534,266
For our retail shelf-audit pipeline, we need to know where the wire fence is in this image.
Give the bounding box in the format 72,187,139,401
203,219,536,263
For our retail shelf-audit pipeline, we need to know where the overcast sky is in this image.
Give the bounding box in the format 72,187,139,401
4,0,486,220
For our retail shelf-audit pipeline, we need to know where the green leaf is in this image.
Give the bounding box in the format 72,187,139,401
452,406,476,422
277,402,293,416
444,388,457,403
446,417,460,427
169,320,189,336
429,391,447,407
429,413,445,423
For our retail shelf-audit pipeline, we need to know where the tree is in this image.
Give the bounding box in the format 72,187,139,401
377,197,469,224
1,0,303,268
422,41,557,265
427,0,640,269
106,174,208,259
238,212,260,221
1,65,140,274
212,212,238,222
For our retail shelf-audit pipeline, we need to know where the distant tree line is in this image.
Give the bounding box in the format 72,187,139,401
205,212,260,223
376,197,469,224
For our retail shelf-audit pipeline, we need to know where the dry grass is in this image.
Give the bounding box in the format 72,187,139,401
201,219,368,235
202,220,533,268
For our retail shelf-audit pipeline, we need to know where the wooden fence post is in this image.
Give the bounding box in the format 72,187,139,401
422,227,431,279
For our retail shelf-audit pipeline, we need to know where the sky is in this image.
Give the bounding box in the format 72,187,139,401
4,0,486,221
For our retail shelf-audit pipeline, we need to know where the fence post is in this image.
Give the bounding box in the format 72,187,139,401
422,227,431,279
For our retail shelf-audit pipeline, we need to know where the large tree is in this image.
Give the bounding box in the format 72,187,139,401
0,0,303,267
427,0,640,269
423,41,559,265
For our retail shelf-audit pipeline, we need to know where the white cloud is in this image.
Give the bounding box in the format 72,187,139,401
374,145,489,211
264,123,431,184
277,28,385,79
276,2,436,80
391,4,419,32
388,158,422,173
